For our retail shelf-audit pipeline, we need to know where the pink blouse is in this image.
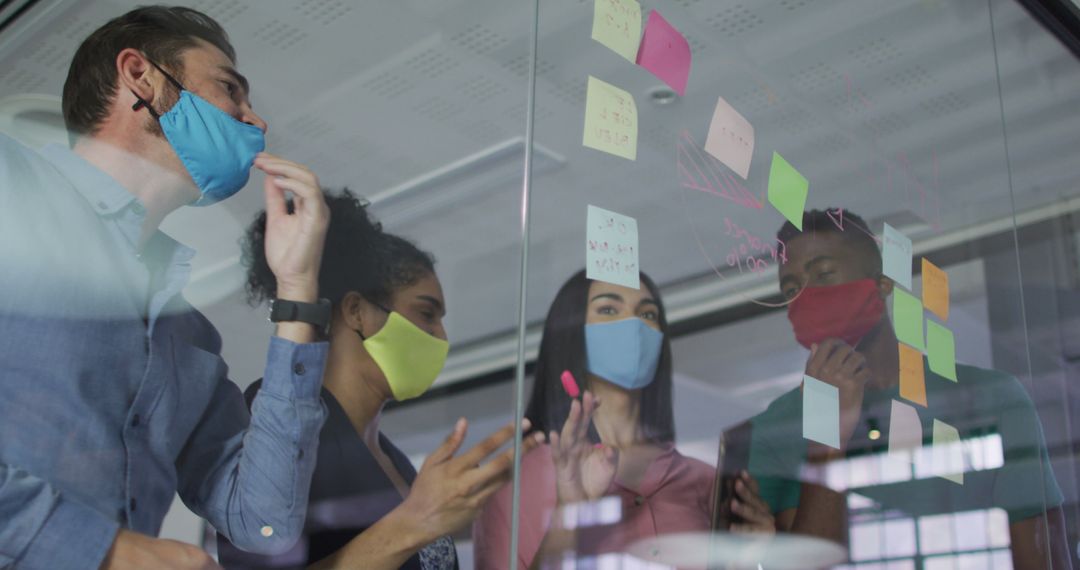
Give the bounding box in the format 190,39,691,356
473,443,715,569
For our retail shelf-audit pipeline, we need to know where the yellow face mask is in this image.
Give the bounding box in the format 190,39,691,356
361,311,449,401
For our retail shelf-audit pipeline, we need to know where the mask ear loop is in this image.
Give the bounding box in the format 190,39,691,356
354,301,394,342
130,58,186,119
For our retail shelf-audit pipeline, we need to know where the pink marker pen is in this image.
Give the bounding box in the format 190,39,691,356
560,370,580,399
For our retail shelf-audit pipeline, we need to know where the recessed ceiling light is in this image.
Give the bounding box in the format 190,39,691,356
648,85,678,106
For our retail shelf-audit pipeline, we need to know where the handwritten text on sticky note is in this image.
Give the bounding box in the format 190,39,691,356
586,205,640,289
592,0,642,62
882,223,913,290
922,258,949,321
635,9,691,96
583,76,638,161
704,96,754,180
926,320,957,382
893,289,924,351
803,375,840,449
767,152,808,231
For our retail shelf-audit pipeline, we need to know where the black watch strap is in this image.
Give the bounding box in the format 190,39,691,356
269,298,332,335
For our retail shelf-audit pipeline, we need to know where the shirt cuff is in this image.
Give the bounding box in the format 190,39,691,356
261,336,328,401
18,495,119,570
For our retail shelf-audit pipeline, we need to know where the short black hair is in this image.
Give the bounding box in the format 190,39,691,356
62,6,236,137
778,208,882,276
242,189,435,310
525,270,675,444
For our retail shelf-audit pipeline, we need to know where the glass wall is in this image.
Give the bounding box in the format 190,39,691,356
1,0,1078,569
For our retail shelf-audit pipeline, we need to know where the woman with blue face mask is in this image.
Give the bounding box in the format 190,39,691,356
217,190,541,570
473,270,776,568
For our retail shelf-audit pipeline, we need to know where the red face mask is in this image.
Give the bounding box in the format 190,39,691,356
787,278,886,349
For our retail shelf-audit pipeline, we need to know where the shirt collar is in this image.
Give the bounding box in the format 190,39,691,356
40,143,140,216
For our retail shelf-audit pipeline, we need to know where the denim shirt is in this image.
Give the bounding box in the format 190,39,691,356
0,134,329,569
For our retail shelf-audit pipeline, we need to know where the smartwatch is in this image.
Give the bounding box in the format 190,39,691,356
269,298,332,336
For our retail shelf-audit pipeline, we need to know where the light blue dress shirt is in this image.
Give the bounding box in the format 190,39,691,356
0,133,329,569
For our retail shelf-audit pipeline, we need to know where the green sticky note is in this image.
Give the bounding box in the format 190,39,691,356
591,0,643,62
932,419,964,485
893,289,924,351
802,375,840,449
767,152,808,230
583,76,638,160
926,321,957,382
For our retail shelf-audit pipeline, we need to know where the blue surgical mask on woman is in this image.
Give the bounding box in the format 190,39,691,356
131,59,265,207
584,317,664,390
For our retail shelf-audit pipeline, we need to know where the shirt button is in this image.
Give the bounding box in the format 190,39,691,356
132,202,146,215
634,495,645,506
297,449,304,459
131,414,140,427
293,363,306,375
130,497,137,512
96,200,108,210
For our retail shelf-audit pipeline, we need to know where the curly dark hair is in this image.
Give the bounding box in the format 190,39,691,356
777,208,882,276
241,189,435,309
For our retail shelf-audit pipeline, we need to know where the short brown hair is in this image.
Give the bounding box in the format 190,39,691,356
61,5,235,137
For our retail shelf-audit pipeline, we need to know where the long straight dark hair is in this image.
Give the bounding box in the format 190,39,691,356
524,270,676,444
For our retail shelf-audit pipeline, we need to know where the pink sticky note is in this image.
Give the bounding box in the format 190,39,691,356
635,10,691,96
704,96,755,179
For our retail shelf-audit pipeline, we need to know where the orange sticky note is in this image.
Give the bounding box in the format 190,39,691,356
922,259,949,321
899,342,927,406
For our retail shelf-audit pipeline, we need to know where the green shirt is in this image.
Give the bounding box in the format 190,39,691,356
748,360,1063,524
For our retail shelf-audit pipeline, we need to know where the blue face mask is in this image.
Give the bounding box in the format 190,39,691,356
585,318,664,390
132,60,265,207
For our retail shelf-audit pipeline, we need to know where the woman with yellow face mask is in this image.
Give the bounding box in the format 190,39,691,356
216,190,541,570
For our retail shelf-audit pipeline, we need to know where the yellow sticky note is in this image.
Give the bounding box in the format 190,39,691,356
922,258,949,321
583,76,638,161
932,419,964,485
898,342,927,406
591,0,643,62
926,321,957,382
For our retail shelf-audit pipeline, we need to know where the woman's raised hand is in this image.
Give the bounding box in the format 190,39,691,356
549,391,618,505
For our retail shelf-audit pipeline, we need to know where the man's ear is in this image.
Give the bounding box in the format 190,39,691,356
877,274,894,298
116,48,156,105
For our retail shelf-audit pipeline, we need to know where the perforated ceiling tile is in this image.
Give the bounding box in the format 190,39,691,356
549,76,586,106
731,85,776,116
502,101,553,122
705,4,763,38
294,0,354,27
792,61,844,94
188,0,248,25
920,91,968,119
770,106,822,136
413,96,464,122
361,71,414,99
501,53,554,78
458,75,508,104
455,119,508,144
682,32,709,55
884,65,933,94
850,38,902,69
0,68,47,95
779,0,810,11
863,111,908,138
251,19,308,51
449,24,510,57
403,48,460,81
282,113,337,141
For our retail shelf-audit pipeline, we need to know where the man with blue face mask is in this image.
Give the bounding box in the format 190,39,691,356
0,6,333,570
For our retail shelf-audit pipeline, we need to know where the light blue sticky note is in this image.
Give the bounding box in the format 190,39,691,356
926,320,958,382
893,289,925,352
803,375,840,449
882,223,913,290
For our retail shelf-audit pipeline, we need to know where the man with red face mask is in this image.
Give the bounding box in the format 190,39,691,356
746,209,1072,569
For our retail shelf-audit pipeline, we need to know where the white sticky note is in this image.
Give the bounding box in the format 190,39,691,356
586,205,640,289
932,419,965,485
882,223,913,290
888,399,922,463
704,96,754,179
802,375,840,449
